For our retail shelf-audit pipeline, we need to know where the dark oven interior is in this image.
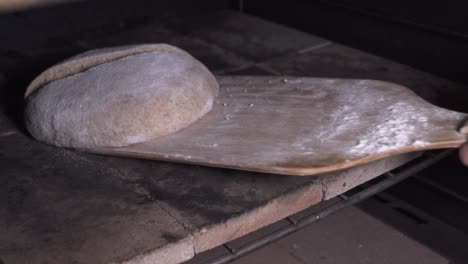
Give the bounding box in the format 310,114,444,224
1,1,467,264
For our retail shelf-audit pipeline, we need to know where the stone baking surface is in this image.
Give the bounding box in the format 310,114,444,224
0,128,414,263
93,76,467,176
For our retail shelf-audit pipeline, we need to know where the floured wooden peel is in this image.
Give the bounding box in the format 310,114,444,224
86,76,467,176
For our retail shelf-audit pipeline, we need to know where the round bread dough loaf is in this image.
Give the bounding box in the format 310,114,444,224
24,44,219,148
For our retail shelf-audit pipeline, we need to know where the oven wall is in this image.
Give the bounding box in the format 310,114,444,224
1,0,231,59
242,0,468,85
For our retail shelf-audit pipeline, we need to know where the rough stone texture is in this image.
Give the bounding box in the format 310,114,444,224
193,184,323,253
161,10,329,62
0,131,192,264
319,153,420,200
0,127,322,264
77,20,252,71
24,44,219,148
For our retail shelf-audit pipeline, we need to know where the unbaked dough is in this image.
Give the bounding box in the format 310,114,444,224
24,44,219,148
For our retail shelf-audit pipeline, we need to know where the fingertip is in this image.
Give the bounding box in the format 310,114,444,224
459,143,468,166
